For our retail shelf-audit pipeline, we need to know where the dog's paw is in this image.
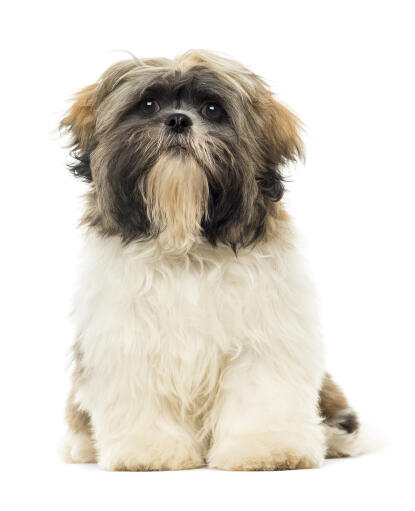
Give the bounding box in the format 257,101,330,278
208,431,325,471
98,435,204,471
60,430,97,464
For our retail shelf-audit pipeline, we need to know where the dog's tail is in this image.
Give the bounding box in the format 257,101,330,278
319,373,380,458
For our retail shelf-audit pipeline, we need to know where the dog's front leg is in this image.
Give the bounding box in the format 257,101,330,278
80,357,205,471
208,348,326,470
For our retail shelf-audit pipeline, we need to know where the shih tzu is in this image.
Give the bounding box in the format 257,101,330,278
60,50,366,471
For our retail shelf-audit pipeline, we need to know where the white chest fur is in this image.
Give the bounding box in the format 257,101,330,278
75,233,319,358
74,232,323,401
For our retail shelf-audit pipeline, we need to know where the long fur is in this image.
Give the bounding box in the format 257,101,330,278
60,50,367,470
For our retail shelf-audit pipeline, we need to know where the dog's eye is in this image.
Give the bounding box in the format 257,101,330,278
201,102,224,121
139,98,160,114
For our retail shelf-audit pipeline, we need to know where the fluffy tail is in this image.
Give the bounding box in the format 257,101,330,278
319,373,378,458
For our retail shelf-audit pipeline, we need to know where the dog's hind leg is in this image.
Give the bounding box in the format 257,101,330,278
60,340,97,464
60,389,96,463
60,388,97,464
319,373,366,458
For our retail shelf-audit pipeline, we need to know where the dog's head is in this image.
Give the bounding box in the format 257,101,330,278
62,50,302,251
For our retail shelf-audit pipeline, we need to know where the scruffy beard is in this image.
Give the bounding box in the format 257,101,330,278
144,152,208,250
86,124,275,252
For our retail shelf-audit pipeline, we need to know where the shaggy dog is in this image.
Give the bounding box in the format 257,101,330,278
60,50,364,471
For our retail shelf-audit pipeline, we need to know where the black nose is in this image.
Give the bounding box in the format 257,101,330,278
164,113,192,133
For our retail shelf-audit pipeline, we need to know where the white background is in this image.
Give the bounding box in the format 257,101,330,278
1,1,414,509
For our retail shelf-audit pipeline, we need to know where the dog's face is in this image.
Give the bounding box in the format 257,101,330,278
62,51,302,251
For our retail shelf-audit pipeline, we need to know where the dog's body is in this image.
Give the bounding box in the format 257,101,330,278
61,51,364,470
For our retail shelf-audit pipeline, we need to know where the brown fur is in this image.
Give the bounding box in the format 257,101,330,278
66,390,92,436
319,373,349,420
319,373,359,434
66,341,93,437
61,83,97,151
62,341,97,464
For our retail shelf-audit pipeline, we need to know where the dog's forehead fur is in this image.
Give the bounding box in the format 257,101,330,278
95,57,267,140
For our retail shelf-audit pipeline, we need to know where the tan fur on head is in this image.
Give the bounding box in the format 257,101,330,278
145,153,208,251
264,99,304,166
61,84,97,151
61,59,141,151
174,50,303,162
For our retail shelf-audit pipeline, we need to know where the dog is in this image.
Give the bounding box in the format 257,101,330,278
60,50,365,471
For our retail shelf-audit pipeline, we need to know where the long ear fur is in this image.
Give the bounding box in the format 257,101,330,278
60,59,146,182
265,98,304,167
254,98,303,206
61,83,98,182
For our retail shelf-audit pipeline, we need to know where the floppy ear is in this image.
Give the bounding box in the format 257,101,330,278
264,99,304,167
61,83,98,181
255,98,304,203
